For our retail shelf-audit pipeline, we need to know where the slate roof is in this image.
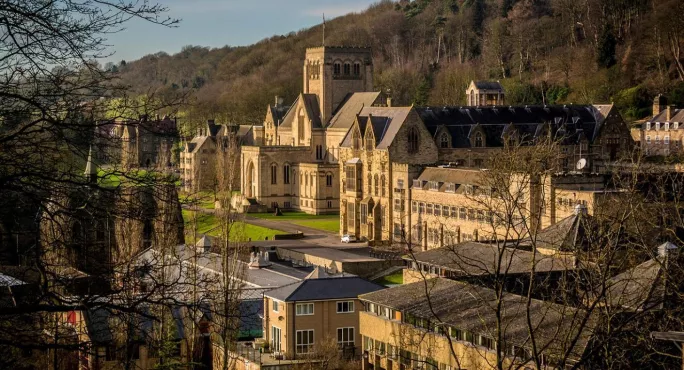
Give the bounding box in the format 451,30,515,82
84,306,187,344
472,81,504,91
605,242,678,311
520,212,593,252
340,106,413,149
279,94,322,129
328,92,383,129
268,104,290,125
359,278,596,360
265,276,384,302
417,105,609,148
413,167,484,193
649,108,684,123
405,242,575,276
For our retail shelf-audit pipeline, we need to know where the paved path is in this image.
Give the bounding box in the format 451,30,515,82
185,205,366,249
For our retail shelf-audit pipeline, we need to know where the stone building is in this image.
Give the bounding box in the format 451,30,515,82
118,116,179,169
40,153,184,284
240,46,386,214
640,94,684,156
180,120,259,192
262,272,384,360
338,101,633,245
465,80,505,106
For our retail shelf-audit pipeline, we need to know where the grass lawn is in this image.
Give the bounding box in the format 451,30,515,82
250,211,340,233
375,271,403,286
183,210,286,243
98,168,179,188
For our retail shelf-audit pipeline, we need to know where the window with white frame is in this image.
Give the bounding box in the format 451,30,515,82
272,300,279,312
296,303,314,316
445,183,455,192
665,136,670,145
337,301,354,313
656,122,661,130
665,122,670,131
296,330,314,353
674,122,679,130
337,327,354,347
646,122,651,130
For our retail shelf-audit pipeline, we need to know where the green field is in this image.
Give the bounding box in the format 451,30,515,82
183,210,286,243
98,168,179,188
250,211,340,233
375,270,403,286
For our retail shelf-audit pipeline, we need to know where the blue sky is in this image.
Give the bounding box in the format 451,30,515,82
103,0,378,63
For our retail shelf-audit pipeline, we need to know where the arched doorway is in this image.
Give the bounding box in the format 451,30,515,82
246,161,255,198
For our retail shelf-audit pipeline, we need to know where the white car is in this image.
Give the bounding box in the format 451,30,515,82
341,234,355,243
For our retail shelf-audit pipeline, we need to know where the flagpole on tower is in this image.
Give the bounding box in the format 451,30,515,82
322,13,326,46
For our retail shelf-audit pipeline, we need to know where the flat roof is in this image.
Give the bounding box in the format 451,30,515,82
278,246,383,263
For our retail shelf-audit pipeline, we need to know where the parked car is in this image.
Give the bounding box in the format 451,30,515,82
341,234,355,243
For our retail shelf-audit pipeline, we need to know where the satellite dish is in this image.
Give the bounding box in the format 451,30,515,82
576,158,587,170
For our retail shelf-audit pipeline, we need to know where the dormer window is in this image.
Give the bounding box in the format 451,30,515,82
440,132,449,148
352,130,362,150
429,181,440,191
646,122,651,130
655,122,660,131
665,122,670,131
445,183,455,192
474,132,484,148
365,134,374,150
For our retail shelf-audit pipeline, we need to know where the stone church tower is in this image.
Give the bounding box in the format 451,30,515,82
303,47,373,124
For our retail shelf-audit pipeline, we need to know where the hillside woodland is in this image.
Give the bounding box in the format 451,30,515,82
111,0,684,134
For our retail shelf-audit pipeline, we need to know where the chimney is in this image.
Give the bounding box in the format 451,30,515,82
386,97,392,107
653,94,667,117
666,105,674,121
208,119,215,125
275,96,284,107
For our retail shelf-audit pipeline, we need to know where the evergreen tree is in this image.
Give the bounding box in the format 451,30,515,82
597,25,617,68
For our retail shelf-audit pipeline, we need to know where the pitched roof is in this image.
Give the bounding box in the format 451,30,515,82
649,108,684,123
416,105,607,148
268,104,290,125
405,242,575,276
605,242,678,311
414,167,484,193
340,106,413,149
265,276,384,302
472,80,504,91
279,94,322,129
521,212,593,252
328,92,383,129
359,278,596,359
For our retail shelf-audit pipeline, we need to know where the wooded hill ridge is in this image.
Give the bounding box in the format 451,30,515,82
111,0,684,134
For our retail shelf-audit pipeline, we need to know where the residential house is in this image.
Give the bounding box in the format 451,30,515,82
640,94,684,156
262,272,384,360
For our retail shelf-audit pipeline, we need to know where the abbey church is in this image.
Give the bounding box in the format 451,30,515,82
240,46,386,214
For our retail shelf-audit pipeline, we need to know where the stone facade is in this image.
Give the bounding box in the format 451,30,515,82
338,98,633,245
240,46,386,214
465,80,505,106
118,116,179,169
639,94,684,156
179,121,256,192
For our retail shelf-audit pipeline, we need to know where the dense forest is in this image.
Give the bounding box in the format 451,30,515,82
111,0,684,133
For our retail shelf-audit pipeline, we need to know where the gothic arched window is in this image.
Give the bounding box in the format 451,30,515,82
343,62,351,75
440,133,449,148
381,175,386,197
408,127,419,153
271,163,277,184
333,62,341,75
352,130,362,150
374,174,379,196
365,133,374,150
298,108,305,141
283,164,290,184
474,132,484,148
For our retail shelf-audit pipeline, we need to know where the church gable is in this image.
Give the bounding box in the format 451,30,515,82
388,109,438,163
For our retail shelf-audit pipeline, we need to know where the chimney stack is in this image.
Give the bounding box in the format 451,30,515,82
653,94,667,117
275,96,284,107
666,105,674,121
